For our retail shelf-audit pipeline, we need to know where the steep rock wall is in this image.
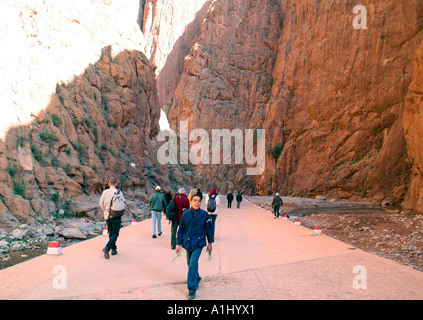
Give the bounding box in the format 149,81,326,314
259,0,423,205
404,41,423,212
166,0,423,210
167,0,283,193
141,0,211,108
0,0,192,227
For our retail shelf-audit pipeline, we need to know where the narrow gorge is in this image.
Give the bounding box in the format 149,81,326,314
1,0,423,235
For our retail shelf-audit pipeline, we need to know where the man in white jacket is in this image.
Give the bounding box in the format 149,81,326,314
99,177,125,259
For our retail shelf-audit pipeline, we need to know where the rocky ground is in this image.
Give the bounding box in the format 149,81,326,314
0,198,151,270
248,196,423,273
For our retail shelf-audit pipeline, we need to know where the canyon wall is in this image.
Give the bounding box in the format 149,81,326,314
141,0,211,108
0,0,193,227
259,0,423,206
167,0,283,194
163,0,423,209
404,41,423,212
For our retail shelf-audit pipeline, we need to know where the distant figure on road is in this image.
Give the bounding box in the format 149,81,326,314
226,192,234,208
99,177,126,259
196,188,203,201
205,187,220,232
271,192,283,219
236,191,242,209
149,186,166,238
171,188,190,250
176,193,214,300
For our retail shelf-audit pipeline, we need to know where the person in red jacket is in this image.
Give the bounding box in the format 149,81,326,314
171,188,190,250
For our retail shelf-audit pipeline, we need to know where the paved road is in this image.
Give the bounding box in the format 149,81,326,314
1,197,422,300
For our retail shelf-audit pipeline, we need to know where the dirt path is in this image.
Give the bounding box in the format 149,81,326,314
1,197,422,300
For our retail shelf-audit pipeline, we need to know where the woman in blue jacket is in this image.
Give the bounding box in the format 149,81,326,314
176,193,214,300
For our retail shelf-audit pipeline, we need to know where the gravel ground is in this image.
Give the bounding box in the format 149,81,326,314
247,196,423,272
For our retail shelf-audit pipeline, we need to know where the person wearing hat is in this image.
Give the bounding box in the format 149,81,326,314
271,192,283,219
149,186,167,238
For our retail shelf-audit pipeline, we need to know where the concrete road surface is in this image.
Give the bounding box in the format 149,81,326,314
1,197,422,300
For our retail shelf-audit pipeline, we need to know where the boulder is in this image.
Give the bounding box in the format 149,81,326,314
61,228,86,239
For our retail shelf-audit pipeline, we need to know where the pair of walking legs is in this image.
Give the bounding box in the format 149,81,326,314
103,217,121,258
274,206,280,218
152,211,162,237
186,247,203,297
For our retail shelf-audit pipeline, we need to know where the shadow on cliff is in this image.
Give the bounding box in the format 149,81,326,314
0,45,171,223
155,0,212,109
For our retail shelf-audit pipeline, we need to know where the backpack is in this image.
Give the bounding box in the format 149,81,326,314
109,189,125,218
165,200,176,221
207,195,217,213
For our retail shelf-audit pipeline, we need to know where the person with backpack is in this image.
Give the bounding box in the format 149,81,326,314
149,186,167,238
99,177,126,259
236,191,242,209
205,187,220,233
271,192,283,219
169,188,190,250
176,193,214,300
226,192,234,208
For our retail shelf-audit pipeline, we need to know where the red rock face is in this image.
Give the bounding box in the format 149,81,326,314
404,42,423,212
141,0,212,108
166,0,283,194
260,0,423,206
160,0,423,210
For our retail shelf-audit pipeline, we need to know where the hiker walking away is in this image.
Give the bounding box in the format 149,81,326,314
149,186,166,238
236,191,242,209
271,192,283,219
164,191,173,204
171,188,190,250
99,177,126,259
176,193,214,300
205,187,220,232
196,188,203,201
226,191,234,208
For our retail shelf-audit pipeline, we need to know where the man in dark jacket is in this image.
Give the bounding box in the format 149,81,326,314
236,192,242,208
176,193,214,300
271,192,283,218
171,188,190,250
226,192,234,208
149,186,166,238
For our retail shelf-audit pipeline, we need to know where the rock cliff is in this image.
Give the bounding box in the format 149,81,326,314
259,0,423,206
167,0,283,194
141,0,211,109
404,41,423,212
163,0,423,211
0,0,193,228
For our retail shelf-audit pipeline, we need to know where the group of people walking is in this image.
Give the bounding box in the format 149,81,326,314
147,185,221,299
98,178,225,300
99,177,281,299
226,191,243,209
